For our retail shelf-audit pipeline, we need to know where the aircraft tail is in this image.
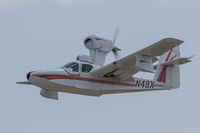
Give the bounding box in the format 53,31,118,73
153,46,191,88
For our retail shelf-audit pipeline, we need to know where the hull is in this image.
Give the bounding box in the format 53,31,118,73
30,73,172,96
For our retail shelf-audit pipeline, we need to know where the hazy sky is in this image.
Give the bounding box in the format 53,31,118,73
1,0,200,133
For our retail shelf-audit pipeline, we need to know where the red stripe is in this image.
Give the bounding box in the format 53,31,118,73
95,38,102,40
33,74,136,87
33,74,171,88
157,48,173,83
157,67,165,82
161,53,177,83
165,49,173,62
170,54,177,61
161,69,167,83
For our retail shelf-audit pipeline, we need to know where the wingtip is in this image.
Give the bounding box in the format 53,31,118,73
165,38,184,45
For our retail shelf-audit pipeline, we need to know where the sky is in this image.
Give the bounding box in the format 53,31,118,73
1,0,200,133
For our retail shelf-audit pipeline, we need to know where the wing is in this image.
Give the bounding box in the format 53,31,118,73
90,38,184,81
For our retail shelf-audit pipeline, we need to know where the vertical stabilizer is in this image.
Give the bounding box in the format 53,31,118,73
154,46,180,88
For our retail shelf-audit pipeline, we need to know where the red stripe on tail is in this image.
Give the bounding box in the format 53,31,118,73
157,49,173,83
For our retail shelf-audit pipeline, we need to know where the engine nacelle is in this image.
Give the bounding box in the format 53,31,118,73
77,54,92,64
84,35,114,53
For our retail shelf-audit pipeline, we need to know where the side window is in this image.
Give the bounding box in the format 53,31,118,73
65,62,79,72
82,64,93,73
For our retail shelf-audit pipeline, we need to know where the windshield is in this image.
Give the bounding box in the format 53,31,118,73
64,62,79,72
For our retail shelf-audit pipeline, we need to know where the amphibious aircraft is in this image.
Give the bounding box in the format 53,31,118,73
17,35,192,100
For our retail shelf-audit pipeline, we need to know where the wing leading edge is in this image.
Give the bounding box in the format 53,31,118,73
91,38,184,81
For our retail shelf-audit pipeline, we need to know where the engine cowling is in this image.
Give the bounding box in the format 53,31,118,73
84,35,114,53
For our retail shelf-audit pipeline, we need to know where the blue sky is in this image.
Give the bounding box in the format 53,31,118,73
1,0,200,133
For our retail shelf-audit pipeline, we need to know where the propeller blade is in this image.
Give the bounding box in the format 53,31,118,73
113,27,120,44
112,27,121,60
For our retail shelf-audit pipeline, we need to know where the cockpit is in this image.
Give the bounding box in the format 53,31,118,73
62,62,93,75
64,62,79,72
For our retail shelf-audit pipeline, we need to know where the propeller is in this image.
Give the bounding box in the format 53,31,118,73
112,27,121,60
113,27,120,44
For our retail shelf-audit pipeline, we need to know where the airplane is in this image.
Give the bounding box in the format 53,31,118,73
17,35,192,100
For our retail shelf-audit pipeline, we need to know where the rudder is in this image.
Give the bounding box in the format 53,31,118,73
154,46,180,88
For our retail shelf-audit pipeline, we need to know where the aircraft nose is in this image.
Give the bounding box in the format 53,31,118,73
26,71,34,80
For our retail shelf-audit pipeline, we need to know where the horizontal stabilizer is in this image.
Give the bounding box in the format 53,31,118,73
162,56,193,66
154,56,193,70
16,81,31,85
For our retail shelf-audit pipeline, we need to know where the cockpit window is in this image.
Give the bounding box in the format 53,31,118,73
82,64,93,73
64,62,79,72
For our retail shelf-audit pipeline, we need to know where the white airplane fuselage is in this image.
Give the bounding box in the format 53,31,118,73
17,36,191,99
29,66,171,97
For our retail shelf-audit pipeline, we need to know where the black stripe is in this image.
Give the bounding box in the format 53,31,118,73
158,66,167,82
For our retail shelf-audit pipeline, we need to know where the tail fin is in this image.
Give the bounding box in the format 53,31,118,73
154,46,180,88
